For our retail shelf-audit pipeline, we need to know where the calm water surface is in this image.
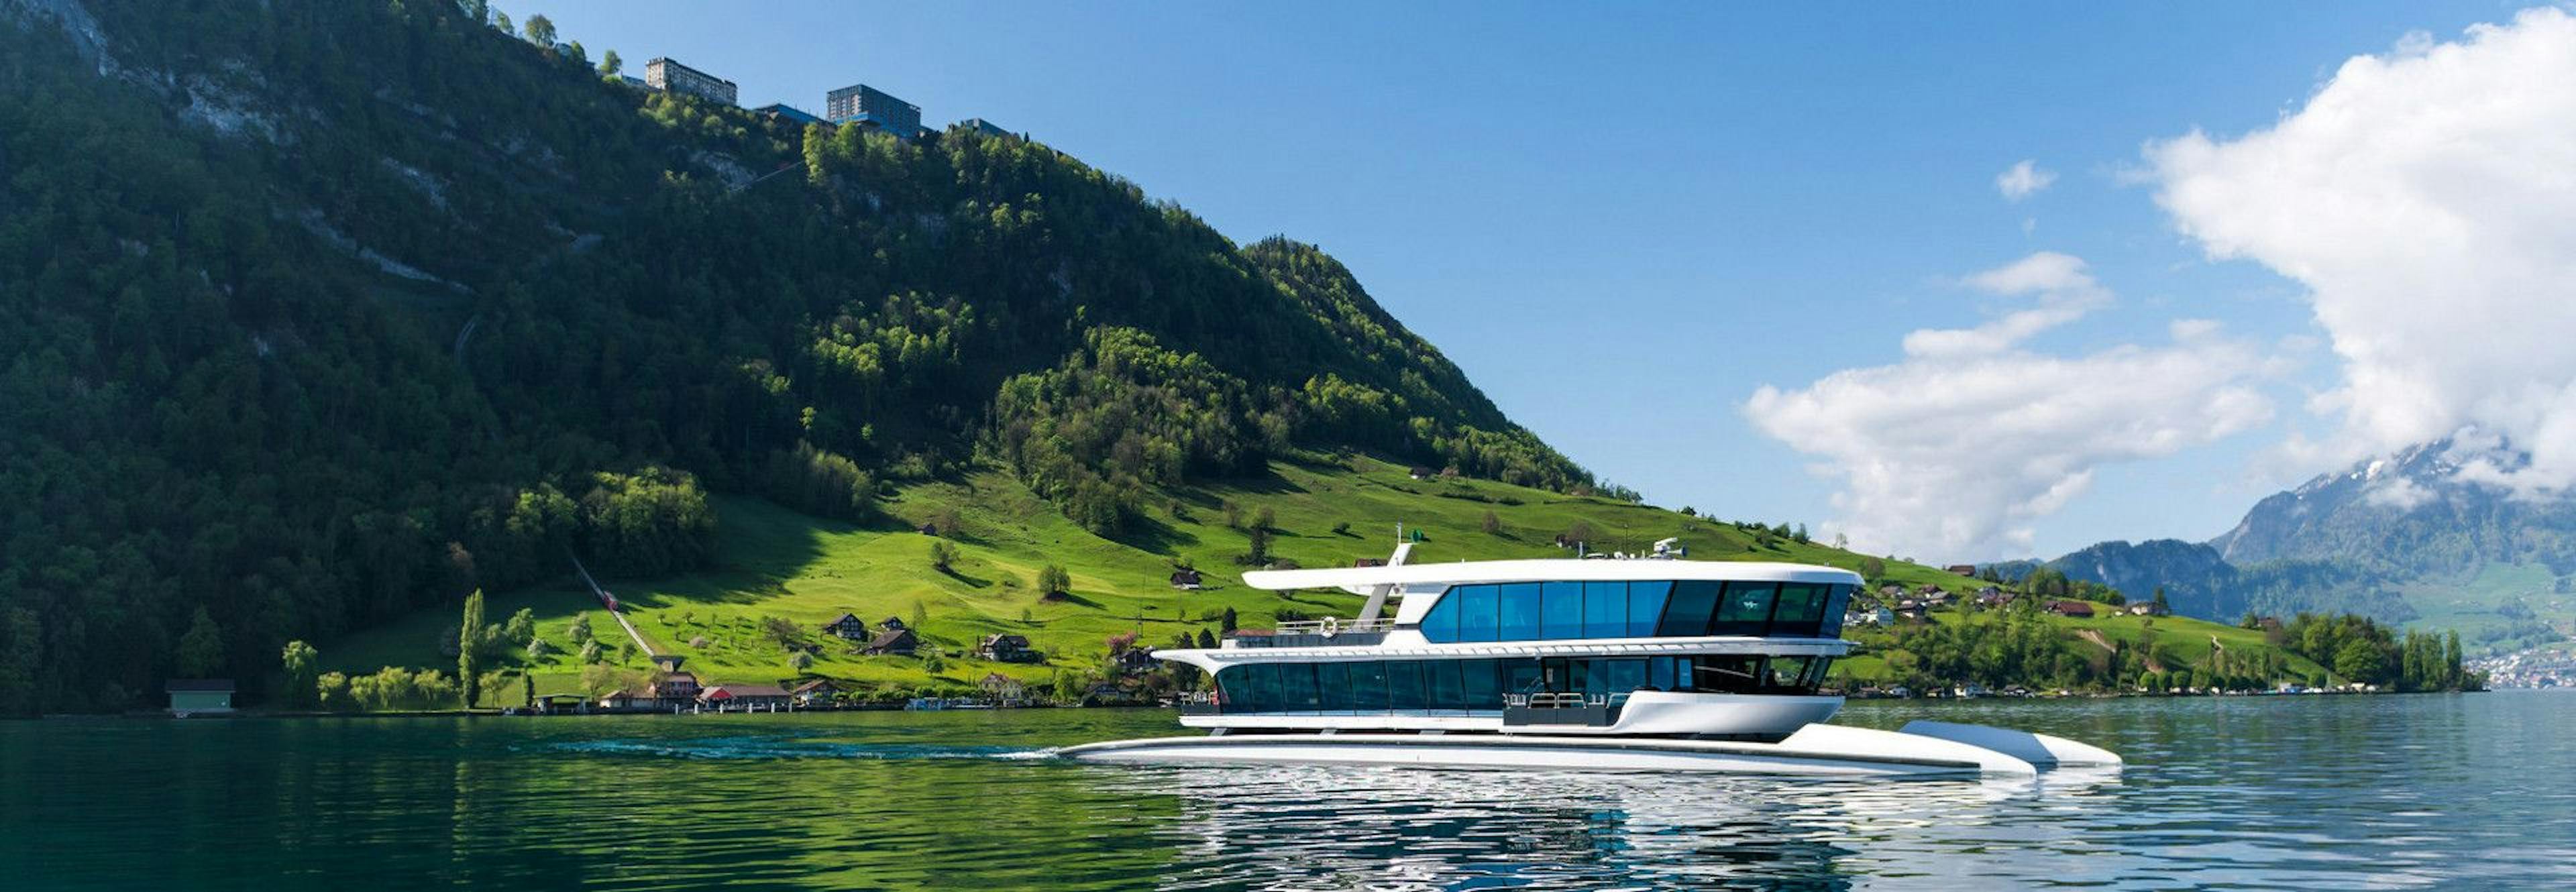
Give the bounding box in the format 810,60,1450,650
6,691,2575,890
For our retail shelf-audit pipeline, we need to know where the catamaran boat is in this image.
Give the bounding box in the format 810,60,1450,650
1057,543,2121,777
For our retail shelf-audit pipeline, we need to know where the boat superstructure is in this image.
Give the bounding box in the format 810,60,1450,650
1057,545,2120,777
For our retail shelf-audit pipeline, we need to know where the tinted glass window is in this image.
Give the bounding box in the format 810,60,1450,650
1429,660,1465,713
1771,584,1828,635
1694,655,1762,693
1282,663,1320,711
1819,585,1854,637
1764,656,1813,692
1601,659,1648,698
1461,659,1499,710
1711,583,1778,636
1315,662,1351,712
1504,659,1544,700
1541,581,1584,639
1498,583,1542,640
1421,589,1460,643
1626,581,1672,637
1348,661,1390,712
1582,581,1628,638
1386,661,1426,711
1660,581,1721,636
1649,656,1677,691
1458,586,1499,643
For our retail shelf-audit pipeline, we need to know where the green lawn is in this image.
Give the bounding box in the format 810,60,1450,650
320,455,2314,699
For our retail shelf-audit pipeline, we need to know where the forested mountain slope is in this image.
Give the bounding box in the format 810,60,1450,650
0,0,1585,713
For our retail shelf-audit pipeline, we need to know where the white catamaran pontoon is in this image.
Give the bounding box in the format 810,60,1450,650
1058,543,2121,777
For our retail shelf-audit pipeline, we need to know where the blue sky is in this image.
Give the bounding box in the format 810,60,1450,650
513,1,2557,561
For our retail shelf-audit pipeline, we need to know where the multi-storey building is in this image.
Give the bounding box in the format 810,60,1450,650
645,57,737,106
825,82,920,136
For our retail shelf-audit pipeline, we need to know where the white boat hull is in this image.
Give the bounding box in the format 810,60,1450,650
1055,722,2092,778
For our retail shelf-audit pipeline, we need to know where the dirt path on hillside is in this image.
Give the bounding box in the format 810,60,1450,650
2078,628,2165,673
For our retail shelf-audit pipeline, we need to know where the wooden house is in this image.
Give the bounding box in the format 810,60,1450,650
2048,601,2096,618
1169,568,1203,590
822,613,871,641
977,634,1040,663
865,627,919,656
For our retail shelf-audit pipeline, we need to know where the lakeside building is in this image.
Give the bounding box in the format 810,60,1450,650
166,679,235,717
826,82,920,136
701,685,791,709
645,57,738,106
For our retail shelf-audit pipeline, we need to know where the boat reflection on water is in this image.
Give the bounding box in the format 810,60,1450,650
1083,762,2127,891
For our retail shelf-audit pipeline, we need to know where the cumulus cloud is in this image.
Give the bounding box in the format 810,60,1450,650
2147,7,2576,496
1995,160,2057,201
1744,254,2274,559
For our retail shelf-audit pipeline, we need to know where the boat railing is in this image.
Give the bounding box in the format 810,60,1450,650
1226,618,1395,649
1271,618,1396,636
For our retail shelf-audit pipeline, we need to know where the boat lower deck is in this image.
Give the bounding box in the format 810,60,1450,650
1055,721,2118,778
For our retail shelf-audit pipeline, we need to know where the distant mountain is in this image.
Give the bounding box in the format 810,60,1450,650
2212,438,2576,578
2031,437,2576,629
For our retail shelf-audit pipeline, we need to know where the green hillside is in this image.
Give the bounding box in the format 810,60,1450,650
322,454,2334,701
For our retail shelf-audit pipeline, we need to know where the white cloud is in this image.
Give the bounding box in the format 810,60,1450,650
1744,254,2275,559
1995,160,2057,202
2147,7,2576,497
1900,252,2109,357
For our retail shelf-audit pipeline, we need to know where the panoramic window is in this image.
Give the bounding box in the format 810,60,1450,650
1214,654,1836,714
1417,581,1853,643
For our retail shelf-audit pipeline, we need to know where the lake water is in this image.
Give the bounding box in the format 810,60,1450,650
6,691,2575,890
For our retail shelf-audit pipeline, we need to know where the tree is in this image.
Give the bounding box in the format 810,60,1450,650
521,673,535,709
1221,606,1238,633
523,13,555,46
580,640,604,665
790,651,815,672
280,640,319,708
568,614,594,645
930,506,962,537
1243,526,1271,565
2334,638,2386,685
1038,564,1071,597
598,49,623,76
2153,586,2169,608
176,608,225,678
1858,556,1887,582
317,672,352,712
505,608,535,645
492,10,511,34
1480,510,1501,535
1254,506,1276,531
921,652,946,674
527,638,555,659
458,590,486,706
930,540,959,572
1195,628,1217,649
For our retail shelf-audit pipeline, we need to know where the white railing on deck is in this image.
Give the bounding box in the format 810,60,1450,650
1271,618,1396,636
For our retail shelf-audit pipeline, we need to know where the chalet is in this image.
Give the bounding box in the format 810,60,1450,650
2048,601,2096,618
790,679,839,704
1945,564,1978,577
1407,466,1434,480
1169,568,1203,590
1915,583,1943,596
822,613,871,641
1923,589,1953,606
864,627,919,656
166,679,235,717
979,672,1026,704
977,634,1040,663
916,522,939,536
1895,600,1925,618
1878,585,1905,598
700,684,792,709
1976,587,2015,608
2128,602,2171,617
877,616,909,633
652,671,702,702
1112,647,1159,674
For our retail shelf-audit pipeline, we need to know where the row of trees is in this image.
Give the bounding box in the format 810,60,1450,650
2273,612,2475,691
